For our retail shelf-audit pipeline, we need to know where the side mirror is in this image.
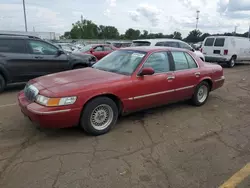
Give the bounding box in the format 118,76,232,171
57,49,65,56
138,67,155,76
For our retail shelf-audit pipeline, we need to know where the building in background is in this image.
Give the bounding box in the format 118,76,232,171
0,30,61,40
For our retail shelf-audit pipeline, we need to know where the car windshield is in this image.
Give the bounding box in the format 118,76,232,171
77,44,93,52
92,50,146,75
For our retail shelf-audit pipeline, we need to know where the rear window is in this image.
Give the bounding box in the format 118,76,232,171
214,38,225,47
0,39,26,53
131,41,151,46
204,38,215,46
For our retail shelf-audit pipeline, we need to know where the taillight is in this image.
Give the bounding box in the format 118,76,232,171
224,49,228,55
200,48,202,52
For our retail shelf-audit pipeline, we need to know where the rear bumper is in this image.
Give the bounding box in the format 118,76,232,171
212,76,225,91
205,56,229,62
18,91,82,128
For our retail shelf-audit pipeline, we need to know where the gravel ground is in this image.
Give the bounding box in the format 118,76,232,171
0,65,249,188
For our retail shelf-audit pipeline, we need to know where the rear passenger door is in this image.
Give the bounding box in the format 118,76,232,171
170,51,201,100
0,38,34,82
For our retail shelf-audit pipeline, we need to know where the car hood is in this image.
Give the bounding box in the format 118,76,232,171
33,68,126,93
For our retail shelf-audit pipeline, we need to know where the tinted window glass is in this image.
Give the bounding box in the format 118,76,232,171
143,52,170,73
214,38,225,47
0,39,26,53
184,53,198,68
155,42,164,46
94,46,103,51
28,40,58,55
204,38,215,46
171,52,189,70
103,46,112,51
179,42,192,50
164,42,179,48
131,41,151,46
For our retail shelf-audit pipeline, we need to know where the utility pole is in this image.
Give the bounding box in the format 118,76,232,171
234,26,237,35
23,0,28,32
195,10,200,30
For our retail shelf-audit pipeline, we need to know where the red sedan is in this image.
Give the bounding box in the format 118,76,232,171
75,44,116,60
18,47,225,135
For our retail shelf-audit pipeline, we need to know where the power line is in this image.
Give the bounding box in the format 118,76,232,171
23,0,28,32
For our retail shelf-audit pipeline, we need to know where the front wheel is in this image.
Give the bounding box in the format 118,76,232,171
80,97,118,136
192,81,210,106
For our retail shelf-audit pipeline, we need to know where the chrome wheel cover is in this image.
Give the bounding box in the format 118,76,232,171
197,85,208,103
90,104,114,130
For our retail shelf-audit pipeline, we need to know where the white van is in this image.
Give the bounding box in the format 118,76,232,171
202,36,250,68
131,39,205,61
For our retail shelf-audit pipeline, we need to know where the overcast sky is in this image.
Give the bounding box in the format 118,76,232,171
0,0,250,36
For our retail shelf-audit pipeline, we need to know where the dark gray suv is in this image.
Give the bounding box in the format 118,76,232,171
0,33,97,92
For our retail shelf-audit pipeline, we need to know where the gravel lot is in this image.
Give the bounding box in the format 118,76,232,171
0,65,249,188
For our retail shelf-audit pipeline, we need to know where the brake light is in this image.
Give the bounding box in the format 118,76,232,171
200,48,202,52
224,49,228,55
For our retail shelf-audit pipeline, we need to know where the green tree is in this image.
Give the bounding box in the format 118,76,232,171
173,31,182,40
70,19,99,39
124,28,141,40
185,29,202,43
98,25,120,39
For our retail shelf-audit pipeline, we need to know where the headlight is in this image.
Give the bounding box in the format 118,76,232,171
36,95,77,106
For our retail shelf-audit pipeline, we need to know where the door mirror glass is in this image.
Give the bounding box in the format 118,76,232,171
57,49,65,55
138,67,155,76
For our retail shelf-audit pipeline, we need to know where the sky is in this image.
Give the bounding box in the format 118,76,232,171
0,0,250,37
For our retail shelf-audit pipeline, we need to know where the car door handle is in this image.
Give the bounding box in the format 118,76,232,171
195,72,200,76
167,76,175,80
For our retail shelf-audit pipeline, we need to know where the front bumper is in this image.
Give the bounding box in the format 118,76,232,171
205,56,228,63
18,91,82,128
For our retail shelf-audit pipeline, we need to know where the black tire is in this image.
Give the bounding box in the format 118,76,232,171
73,64,87,69
80,97,118,136
227,56,236,68
0,74,6,93
191,81,210,106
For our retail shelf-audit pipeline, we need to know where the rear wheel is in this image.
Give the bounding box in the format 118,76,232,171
227,56,236,68
0,74,6,93
192,81,210,106
80,97,118,136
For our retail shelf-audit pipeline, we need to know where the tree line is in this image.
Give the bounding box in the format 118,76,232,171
62,18,250,43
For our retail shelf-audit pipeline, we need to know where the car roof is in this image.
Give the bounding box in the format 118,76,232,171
0,33,40,39
120,46,188,52
132,38,182,42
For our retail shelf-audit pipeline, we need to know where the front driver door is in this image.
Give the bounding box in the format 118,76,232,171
128,51,176,111
26,40,70,78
